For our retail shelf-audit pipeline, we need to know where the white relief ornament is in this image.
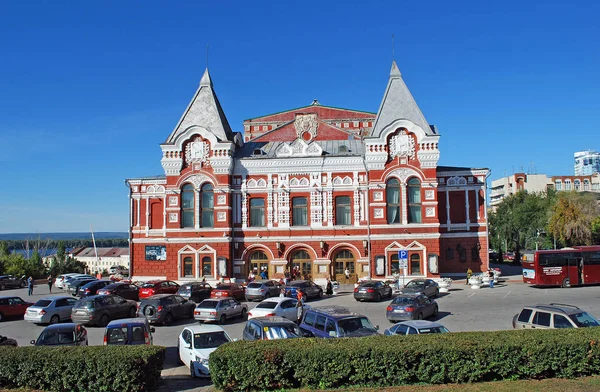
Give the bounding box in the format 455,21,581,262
426,207,436,217
373,191,383,201
169,196,178,206
294,113,318,140
389,130,415,159
169,213,178,223
185,137,210,165
217,212,227,222
425,190,435,200
374,208,384,218
217,195,226,205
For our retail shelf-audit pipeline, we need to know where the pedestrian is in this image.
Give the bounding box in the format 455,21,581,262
27,276,34,296
279,287,286,298
326,277,333,296
47,275,53,293
466,267,473,285
295,291,304,323
344,268,350,283
488,269,495,289
260,268,268,280
248,270,255,282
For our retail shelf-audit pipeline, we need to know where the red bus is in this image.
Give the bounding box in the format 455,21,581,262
522,246,600,287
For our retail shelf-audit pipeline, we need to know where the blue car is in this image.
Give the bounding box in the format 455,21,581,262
283,280,323,301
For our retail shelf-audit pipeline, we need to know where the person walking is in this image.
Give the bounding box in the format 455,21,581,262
27,276,34,296
344,268,351,284
488,269,495,289
326,277,333,296
295,290,305,323
47,275,53,293
466,267,473,285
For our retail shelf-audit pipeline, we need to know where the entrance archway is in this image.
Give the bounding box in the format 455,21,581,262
290,250,312,280
249,251,269,279
334,249,356,284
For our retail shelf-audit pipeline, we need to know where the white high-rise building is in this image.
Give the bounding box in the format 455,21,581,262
574,150,600,176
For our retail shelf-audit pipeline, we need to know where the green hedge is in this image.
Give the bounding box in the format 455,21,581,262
210,328,600,391
0,345,165,392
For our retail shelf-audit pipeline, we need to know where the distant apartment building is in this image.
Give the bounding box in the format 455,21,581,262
69,247,130,273
574,150,600,176
490,172,600,210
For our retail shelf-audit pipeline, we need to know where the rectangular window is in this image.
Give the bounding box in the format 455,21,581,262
292,197,308,226
250,198,265,227
335,196,351,225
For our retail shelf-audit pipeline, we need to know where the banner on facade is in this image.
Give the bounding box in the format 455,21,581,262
145,245,167,261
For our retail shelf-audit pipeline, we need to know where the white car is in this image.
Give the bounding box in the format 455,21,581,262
55,274,83,290
178,324,232,378
247,297,310,322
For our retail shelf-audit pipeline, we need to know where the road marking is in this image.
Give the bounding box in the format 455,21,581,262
468,292,477,299
502,291,511,299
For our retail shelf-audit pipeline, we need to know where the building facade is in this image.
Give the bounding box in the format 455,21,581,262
69,247,130,273
126,63,489,285
574,150,600,176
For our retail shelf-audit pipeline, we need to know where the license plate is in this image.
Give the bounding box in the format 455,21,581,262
359,289,367,293
394,309,405,313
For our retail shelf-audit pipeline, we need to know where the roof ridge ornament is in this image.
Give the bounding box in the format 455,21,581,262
200,68,212,87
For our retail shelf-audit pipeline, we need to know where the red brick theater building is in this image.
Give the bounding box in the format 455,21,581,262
126,62,489,285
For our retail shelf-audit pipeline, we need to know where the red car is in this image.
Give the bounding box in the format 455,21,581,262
210,283,245,301
138,280,180,299
0,296,33,322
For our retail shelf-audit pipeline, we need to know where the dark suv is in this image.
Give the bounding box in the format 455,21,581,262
177,282,213,303
284,280,323,300
512,303,600,329
0,275,25,290
138,294,195,325
243,316,302,341
299,305,379,338
71,295,138,327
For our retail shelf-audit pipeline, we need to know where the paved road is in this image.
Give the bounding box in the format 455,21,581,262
2,265,600,391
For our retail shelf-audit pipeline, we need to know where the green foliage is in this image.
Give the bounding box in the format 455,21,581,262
210,328,600,391
3,252,45,278
0,345,165,392
548,192,600,246
592,216,600,245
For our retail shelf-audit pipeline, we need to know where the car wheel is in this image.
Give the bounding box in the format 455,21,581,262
0,312,4,322
219,314,226,325
562,277,571,288
177,341,184,364
376,293,381,302
416,313,423,320
0,284,5,290
190,362,195,378
49,315,60,325
128,307,137,318
433,305,439,318
99,314,110,327
163,313,173,326
144,305,156,317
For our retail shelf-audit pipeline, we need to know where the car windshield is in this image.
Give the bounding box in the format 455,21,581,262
216,285,232,290
193,331,230,349
391,297,416,305
178,286,191,293
255,302,278,309
198,300,219,309
418,326,449,334
264,325,300,340
141,283,158,288
337,317,377,337
405,281,424,288
33,300,52,307
38,330,75,345
569,312,600,328
247,283,263,289
360,282,376,288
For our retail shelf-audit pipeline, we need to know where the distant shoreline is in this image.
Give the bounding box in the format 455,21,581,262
0,232,128,240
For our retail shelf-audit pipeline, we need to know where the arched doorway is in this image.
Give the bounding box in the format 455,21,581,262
334,249,356,284
249,251,269,279
290,250,312,280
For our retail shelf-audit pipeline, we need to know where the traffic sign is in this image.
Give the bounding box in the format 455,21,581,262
398,250,408,269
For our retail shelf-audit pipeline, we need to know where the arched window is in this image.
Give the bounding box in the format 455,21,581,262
410,254,421,275
181,184,194,228
291,250,311,279
202,256,212,277
407,178,422,223
554,180,562,191
334,250,355,278
183,256,194,277
390,253,400,275
249,251,269,275
200,184,214,227
565,179,572,190
574,179,581,191
584,180,590,191
386,178,400,224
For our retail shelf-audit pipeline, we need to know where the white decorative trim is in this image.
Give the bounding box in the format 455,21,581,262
374,208,384,218
387,167,423,184
389,130,415,159
169,212,178,223
217,211,227,222
185,137,210,165
169,196,178,206
217,195,226,205
373,191,383,201
447,176,468,186
426,207,436,217
275,138,323,158
294,113,318,140
425,189,435,200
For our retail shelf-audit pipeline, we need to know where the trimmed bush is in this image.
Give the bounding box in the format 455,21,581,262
0,345,165,392
210,328,600,391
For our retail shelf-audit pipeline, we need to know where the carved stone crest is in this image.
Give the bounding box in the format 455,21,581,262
185,137,210,165
294,114,318,140
389,130,415,159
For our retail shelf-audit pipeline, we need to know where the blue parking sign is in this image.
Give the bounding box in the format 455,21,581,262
398,250,408,260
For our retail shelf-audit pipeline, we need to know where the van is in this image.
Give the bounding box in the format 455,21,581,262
512,303,600,329
299,305,379,338
103,318,155,345
109,266,129,275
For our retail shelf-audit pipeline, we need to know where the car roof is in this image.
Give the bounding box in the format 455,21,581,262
288,280,309,285
143,294,175,300
524,303,583,315
249,316,297,326
394,320,446,328
185,324,227,334
106,318,149,327
37,295,73,301
103,282,129,288
144,280,168,284
41,323,80,331
0,296,24,300
308,305,360,318
261,297,294,304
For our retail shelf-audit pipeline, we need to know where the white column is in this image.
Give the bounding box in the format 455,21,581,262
445,189,451,226
465,188,470,229
163,197,167,230
401,183,408,225
195,189,200,230
136,198,140,228
129,197,133,228
145,197,150,235
475,188,480,220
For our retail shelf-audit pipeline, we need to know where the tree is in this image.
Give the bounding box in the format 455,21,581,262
56,241,66,264
547,191,600,246
592,216,600,245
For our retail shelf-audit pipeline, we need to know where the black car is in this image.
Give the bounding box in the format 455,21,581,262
0,275,24,290
30,323,88,346
354,281,393,302
77,280,112,297
176,282,213,303
97,282,140,301
284,280,323,300
66,278,97,296
242,316,303,341
400,279,440,298
71,295,138,327
138,294,196,325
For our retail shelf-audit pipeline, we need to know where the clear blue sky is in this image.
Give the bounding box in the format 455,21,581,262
1,1,598,233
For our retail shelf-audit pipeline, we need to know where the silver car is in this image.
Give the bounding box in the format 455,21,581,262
245,280,283,301
24,296,78,325
193,298,248,324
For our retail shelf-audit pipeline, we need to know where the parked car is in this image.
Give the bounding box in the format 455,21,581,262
384,320,449,335
400,279,439,298
245,280,283,301
177,282,213,303
30,323,88,346
299,305,379,338
138,294,195,325
139,280,180,299
63,275,96,292
512,303,600,329
0,296,33,322
0,335,18,346
354,281,393,302
0,275,25,290
386,294,439,323
104,318,155,345
71,294,138,327
504,252,515,261
55,273,83,290
210,283,245,301
247,296,309,322
194,298,248,324
178,324,233,378
109,266,129,275
76,280,112,297
97,282,140,301
243,316,303,341
284,280,323,300
66,277,98,296
24,295,77,324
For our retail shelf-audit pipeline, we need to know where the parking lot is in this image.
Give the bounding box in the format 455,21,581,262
2,271,600,391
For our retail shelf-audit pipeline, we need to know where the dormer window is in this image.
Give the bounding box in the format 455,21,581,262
338,145,348,153
252,148,265,156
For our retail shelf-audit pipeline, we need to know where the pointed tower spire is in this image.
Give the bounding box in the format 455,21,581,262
370,61,433,138
200,68,212,87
